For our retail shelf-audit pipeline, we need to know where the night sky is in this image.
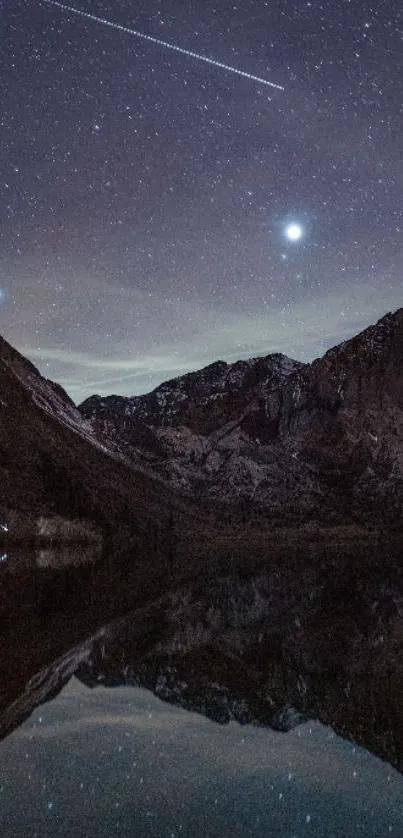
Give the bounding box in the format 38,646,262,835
2,0,403,403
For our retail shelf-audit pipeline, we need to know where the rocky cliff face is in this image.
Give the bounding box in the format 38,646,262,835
79,309,403,527
2,308,403,542
80,353,302,434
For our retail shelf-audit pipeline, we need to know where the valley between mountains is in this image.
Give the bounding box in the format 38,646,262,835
2,309,403,771
1,308,403,561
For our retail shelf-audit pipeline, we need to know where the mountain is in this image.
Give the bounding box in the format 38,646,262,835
79,309,403,528
0,334,200,557
80,352,302,434
2,315,403,771
2,308,403,555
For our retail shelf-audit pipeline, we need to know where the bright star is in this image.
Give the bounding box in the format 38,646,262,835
285,223,303,241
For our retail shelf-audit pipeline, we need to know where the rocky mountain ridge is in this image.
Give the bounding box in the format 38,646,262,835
79,309,403,527
80,352,302,433
2,308,403,541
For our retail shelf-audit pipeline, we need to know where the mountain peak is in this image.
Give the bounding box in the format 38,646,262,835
79,350,302,433
77,307,403,527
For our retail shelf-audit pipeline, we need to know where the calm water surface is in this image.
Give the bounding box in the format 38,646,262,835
0,677,402,838
0,544,101,570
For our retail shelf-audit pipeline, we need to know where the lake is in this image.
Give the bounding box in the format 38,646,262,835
0,677,402,838
1,539,403,836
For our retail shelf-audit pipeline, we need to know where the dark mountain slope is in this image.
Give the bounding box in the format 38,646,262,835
0,336,199,553
79,309,403,528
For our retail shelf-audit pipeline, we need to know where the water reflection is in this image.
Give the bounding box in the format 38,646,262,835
0,677,402,838
0,543,102,571
36,545,102,569
1,540,403,781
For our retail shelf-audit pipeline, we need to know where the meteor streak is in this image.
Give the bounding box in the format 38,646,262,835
40,0,285,91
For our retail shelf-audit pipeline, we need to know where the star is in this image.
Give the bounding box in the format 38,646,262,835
285,224,303,242
1,0,401,403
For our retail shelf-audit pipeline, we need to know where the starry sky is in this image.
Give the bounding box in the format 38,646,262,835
2,0,403,403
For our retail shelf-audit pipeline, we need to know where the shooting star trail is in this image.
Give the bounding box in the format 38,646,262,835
40,0,285,91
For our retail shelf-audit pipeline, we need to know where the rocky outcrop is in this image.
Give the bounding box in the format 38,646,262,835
79,309,403,527
80,353,302,434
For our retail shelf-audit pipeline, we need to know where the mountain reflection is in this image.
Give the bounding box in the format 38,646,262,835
0,538,403,778
0,678,402,838
1,543,102,570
